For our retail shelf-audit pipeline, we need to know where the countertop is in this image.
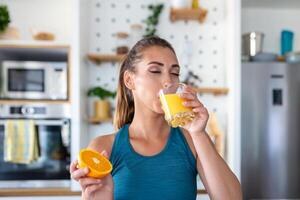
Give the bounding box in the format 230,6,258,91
0,188,207,196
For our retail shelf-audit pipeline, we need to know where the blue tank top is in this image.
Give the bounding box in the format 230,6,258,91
110,124,197,200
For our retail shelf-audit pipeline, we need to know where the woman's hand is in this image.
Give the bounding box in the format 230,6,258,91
180,85,209,135
70,150,114,200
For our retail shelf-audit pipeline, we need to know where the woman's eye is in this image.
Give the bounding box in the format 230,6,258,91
171,73,180,76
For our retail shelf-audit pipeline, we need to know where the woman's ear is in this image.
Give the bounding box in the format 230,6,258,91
124,70,135,90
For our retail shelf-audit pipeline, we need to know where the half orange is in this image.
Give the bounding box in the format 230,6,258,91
78,149,113,178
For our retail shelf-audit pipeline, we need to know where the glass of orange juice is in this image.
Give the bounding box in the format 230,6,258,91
159,83,195,127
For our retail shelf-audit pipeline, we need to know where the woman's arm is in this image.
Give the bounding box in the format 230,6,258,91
70,134,115,200
191,131,242,200
180,85,242,200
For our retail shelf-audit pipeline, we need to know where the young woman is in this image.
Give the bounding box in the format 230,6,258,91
70,36,242,200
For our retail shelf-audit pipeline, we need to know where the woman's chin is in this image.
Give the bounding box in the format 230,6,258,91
153,105,165,114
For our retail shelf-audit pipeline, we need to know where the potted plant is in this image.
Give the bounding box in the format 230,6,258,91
0,5,19,39
87,86,116,121
143,3,164,37
0,5,10,32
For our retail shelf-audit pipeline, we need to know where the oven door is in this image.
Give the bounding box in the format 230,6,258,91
0,119,71,188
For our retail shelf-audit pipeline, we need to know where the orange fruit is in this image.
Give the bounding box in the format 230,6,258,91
78,149,113,178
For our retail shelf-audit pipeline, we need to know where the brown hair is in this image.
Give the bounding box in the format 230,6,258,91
113,36,176,130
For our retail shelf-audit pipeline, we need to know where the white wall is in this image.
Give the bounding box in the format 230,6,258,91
1,0,72,43
242,7,300,53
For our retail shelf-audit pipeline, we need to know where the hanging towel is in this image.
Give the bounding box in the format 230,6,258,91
4,119,39,164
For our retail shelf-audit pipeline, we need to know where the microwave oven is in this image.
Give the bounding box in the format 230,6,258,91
0,60,68,100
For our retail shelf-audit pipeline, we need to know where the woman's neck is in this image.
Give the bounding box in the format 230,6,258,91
129,107,170,140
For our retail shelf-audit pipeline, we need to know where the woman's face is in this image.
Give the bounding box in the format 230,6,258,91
129,46,180,114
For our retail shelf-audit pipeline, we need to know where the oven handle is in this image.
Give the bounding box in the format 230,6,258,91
0,119,69,126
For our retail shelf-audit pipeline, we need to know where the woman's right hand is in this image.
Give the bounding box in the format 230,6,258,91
70,151,114,200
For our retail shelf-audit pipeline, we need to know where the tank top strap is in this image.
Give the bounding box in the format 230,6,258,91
109,124,130,165
171,128,197,172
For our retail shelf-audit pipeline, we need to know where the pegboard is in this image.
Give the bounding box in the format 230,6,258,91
86,0,228,154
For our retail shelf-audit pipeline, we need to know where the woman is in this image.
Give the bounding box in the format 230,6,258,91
70,36,242,200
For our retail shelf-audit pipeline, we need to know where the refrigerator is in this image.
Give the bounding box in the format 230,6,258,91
241,62,300,199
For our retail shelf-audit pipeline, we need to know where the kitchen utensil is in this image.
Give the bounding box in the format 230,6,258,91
281,30,294,55
242,32,264,58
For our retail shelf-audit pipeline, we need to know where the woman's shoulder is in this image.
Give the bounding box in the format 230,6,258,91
87,133,117,158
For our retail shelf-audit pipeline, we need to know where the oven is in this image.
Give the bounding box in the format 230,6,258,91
0,104,71,188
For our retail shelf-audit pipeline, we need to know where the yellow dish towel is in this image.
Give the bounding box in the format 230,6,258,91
4,119,39,164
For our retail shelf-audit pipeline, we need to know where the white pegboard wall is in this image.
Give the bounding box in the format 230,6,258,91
88,0,226,87
86,0,228,147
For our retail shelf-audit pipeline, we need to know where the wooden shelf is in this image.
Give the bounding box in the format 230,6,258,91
0,40,70,48
88,117,113,124
194,87,229,95
170,7,208,23
87,53,126,64
0,99,70,104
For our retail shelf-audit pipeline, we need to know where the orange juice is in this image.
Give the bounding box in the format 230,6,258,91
160,94,195,127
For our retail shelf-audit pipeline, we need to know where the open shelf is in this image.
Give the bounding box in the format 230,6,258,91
194,87,229,95
87,53,126,64
88,117,113,124
170,7,208,23
0,99,71,104
0,40,70,48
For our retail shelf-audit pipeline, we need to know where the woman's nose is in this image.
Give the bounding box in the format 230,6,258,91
163,82,172,88
162,74,173,88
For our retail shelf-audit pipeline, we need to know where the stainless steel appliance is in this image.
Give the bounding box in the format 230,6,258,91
0,60,68,100
0,104,71,188
241,62,300,199
242,32,264,60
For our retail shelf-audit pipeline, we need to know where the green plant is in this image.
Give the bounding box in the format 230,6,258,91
87,86,116,100
0,5,10,32
143,3,164,37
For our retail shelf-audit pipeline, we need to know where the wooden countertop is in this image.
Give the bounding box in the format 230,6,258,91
0,188,206,197
0,188,81,197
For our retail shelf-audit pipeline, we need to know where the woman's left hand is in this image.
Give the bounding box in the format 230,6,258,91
180,85,209,135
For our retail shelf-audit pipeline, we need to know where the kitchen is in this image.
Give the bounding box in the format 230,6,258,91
0,0,298,199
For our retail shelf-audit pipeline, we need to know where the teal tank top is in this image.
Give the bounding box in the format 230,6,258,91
110,124,197,200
